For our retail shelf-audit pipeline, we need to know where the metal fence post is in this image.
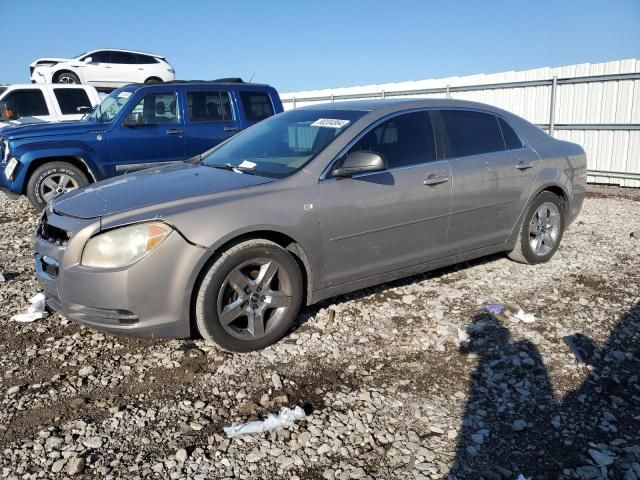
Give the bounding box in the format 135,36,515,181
549,75,557,136
330,94,334,103
446,84,451,99
292,97,296,109
381,90,386,99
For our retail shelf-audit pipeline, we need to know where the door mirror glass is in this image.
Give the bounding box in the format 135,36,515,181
332,151,387,178
83,56,93,64
123,112,143,127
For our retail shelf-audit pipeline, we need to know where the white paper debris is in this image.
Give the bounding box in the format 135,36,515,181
11,293,48,323
224,406,306,438
238,160,257,169
514,308,536,323
310,118,351,129
0,272,5,282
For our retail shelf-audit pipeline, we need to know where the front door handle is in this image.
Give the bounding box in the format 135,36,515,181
166,128,183,135
516,160,535,170
423,174,449,186
224,126,240,132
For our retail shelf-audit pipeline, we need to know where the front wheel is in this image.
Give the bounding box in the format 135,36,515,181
195,239,303,352
508,191,565,264
26,162,89,210
54,71,80,84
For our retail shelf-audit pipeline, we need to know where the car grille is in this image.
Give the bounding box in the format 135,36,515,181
37,213,70,246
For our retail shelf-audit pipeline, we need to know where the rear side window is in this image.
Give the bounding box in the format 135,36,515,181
498,117,523,150
136,54,159,64
4,90,49,116
187,91,233,122
440,110,505,158
239,92,274,121
349,111,436,169
54,88,92,115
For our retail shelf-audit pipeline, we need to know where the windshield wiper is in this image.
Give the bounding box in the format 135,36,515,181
208,163,256,175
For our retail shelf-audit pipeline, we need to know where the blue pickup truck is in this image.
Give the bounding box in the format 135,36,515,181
0,79,283,209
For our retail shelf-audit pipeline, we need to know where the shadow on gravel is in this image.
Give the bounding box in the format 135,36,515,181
449,304,640,480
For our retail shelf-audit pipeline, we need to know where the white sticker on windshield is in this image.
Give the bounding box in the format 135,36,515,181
311,118,351,129
238,160,257,169
117,92,132,98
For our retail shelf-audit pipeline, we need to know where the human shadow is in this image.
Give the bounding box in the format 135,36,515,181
449,304,640,479
449,313,561,479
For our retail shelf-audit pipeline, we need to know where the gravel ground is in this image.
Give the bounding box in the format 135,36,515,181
0,188,638,480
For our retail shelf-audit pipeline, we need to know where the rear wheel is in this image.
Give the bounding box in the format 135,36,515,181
54,71,80,84
195,239,303,352
26,162,89,210
144,77,162,84
508,191,565,264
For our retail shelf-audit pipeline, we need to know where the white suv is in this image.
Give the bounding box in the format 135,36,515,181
30,49,176,88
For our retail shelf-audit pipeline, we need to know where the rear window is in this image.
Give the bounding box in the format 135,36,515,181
239,91,274,122
187,91,233,122
3,90,49,116
54,88,92,115
440,110,505,158
498,117,523,150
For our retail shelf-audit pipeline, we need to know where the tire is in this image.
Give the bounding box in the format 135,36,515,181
195,239,303,352
144,77,162,84
508,191,565,265
54,71,80,84
26,162,89,210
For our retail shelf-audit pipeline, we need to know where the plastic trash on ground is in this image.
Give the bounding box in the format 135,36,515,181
11,293,48,323
224,406,306,438
514,308,536,323
483,304,505,314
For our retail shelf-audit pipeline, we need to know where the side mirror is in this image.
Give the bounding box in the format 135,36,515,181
123,112,143,127
83,56,93,64
0,102,17,120
332,151,387,178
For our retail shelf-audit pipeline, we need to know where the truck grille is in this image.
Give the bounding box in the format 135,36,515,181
37,214,70,246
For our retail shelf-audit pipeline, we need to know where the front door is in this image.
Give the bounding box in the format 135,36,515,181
318,111,452,287
183,89,242,156
433,109,539,254
108,91,187,174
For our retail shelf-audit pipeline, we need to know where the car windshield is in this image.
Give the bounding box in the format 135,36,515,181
0,87,6,96
201,109,367,178
85,90,134,123
73,51,89,59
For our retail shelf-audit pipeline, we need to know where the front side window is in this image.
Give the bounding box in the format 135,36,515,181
439,110,505,158
346,111,436,169
129,93,178,124
54,88,92,115
239,92,274,121
187,91,232,122
4,90,49,116
201,109,366,178
89,51,111,63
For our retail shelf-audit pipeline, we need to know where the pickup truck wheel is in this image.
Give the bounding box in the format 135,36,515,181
195,239,303,352
26,162,89,210
508,191,565,265
54,71,80,84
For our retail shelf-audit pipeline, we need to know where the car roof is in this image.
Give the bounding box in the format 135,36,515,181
88,48,165,58
120,80,275,91
295,98,517,116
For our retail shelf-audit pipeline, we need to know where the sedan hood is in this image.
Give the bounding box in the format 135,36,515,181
30,57,70,67
52,163,274,219
1,120,100,140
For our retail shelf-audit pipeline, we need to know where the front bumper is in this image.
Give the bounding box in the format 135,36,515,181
34,211,208,339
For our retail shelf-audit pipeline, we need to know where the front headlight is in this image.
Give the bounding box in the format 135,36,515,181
4,157,18,180
81,222,172,268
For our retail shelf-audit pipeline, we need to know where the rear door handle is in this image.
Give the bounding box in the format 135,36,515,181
166,128,183,135
423,174,449,186
516,160,535,170
224,126,240,132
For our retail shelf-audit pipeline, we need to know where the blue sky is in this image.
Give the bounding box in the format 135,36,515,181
1,0,638,92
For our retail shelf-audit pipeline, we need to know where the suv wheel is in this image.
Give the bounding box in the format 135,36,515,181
54,71,80,84
26,162,89,210
195,239,303,352
144,77,162,84
508,191,565,264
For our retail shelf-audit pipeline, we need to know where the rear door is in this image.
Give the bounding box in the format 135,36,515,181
52,87,94,121
183,89,242,156
237,90,276,128
109,51,139,84
2,89,54,124
433,109,539,253
318,110,452,287
108,90,187,173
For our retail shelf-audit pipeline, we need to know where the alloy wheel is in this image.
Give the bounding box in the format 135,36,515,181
217,258,293,340
57,74,78,84
529,202,561,256
41,173,80,203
